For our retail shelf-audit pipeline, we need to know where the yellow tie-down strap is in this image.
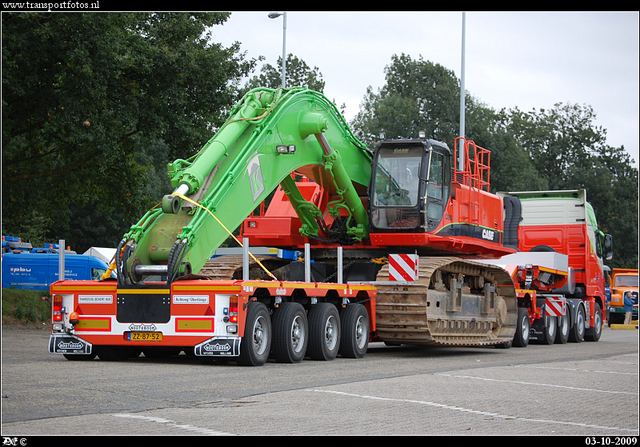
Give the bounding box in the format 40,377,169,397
173,192,279,282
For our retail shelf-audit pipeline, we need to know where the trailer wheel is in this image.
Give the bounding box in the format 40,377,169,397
541,314,557,345
307,303,341,361
238,302,272,366
272,302,308,363
339,303,369,358
512,307,530,347
555,314,569,344
569,304,585,343
585,302,603,342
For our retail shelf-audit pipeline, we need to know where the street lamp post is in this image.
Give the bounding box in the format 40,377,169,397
268,11,287,88
458,11,466,171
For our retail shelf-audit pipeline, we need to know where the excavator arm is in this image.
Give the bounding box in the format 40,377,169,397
117,88,372,285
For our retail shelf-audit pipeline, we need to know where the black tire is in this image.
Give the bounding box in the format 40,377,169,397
272,302,308,363
569,304,585,343
555,313,570,344
308,303,341,361
339,304,369,358
530,245,556,252
512,307,530,347
585,302,603,342
541,314,556,345
238,302,272,366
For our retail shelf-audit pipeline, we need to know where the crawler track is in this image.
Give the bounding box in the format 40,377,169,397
198,255,288,281
374,257,517,346
197,254,517,347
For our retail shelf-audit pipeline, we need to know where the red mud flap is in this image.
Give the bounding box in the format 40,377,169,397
49,334,92,355
194,337,240,357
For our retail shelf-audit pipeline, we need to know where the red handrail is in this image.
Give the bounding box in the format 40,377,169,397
453,137,491,192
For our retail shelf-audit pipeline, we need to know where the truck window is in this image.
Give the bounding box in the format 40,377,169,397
92,268,107,281
614,276,638,287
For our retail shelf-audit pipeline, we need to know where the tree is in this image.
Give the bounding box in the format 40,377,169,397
244,53,325,93
2,12,257,250
504,103,608,189
596,145,638,268
463,97,548,193
350,53,545,192
498,102,638,268
351,54,461,146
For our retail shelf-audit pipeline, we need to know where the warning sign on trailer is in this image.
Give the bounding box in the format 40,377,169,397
545,296,566,316
389,254,419,281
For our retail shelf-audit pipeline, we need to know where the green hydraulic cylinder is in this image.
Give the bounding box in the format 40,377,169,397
316,133,369,240
172,90,274,196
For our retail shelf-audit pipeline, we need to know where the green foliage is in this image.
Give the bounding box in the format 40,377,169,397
1,288,51,324
244,53,325,93
351,54,461,145
463,97,548,193
2,12,257,252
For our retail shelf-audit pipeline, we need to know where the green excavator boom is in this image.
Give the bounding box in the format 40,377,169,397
117,87,372,284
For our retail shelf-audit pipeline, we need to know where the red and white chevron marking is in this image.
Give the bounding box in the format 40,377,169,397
545,296,566,316
389,254,419,281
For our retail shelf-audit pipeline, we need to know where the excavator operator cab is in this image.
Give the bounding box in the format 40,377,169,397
369,138,451,233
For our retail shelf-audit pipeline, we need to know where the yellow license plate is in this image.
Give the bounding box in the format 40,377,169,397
128,332,162,341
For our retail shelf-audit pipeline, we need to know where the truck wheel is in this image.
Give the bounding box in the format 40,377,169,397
569,304,585,343
308,303,341,361
237,302,272,366
555,314,569,344
339,303,369,358
585,302,603,342
512,307,530,347
272,302,308,363
541,314,556,345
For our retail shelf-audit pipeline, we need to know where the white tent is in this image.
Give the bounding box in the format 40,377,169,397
83,247,116,264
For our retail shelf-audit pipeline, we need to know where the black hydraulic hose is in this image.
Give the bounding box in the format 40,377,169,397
170,241,189,284
166,240,179,285
120,242,133,285
503,198,514,247
167,239,187,285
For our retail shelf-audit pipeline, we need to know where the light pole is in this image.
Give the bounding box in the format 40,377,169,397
458,12,466,171
268,11,287,88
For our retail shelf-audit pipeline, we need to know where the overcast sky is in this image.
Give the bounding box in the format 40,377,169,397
211,11,639,167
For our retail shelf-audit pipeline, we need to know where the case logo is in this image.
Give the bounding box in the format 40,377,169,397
482,229,495,241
